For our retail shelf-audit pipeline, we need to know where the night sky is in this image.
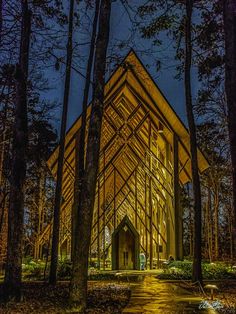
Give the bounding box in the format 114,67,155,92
42,1,200,135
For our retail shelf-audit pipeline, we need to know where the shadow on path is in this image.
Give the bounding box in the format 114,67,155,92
123,276,216,313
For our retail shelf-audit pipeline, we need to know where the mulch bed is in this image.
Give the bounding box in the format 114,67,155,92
0,281,131,313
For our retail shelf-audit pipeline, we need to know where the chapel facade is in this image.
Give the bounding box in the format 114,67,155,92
35,50,208,270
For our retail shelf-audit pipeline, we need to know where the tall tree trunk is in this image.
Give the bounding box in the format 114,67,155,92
0,129,6,186
184,0,203,283
72,0,100,260
207,184,212,262
49,0,74,285
37,166,45,235
202,201,207,259
34,165,46,258
0,188,7,234
0,0,2,44
3,0,31,301
69,0,111,311
213,183,219,260
189,207,193,257
228,208,234,261
224,1,236,257
0,84,10,238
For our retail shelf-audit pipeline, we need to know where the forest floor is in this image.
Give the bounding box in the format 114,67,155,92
175,280,236,313
0,281,130,313
0,277,236,313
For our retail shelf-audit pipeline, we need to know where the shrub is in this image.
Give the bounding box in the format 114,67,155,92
22,260,45,279
158,260,192,280
57,259,72,279
23,256,33,264
157,260,236,280
202,262,235,280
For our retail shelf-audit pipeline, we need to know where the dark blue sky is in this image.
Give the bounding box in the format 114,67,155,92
42,1,200,134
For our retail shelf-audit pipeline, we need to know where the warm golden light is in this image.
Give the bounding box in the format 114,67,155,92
158,122,164,133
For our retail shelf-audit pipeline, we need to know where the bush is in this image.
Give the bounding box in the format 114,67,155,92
23,256,33,264
57,259,72,279
22,260,45,279
202,262,235,280
158,260,192,280
157,260,236,280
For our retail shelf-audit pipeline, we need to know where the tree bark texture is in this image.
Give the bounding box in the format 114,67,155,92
37,166,46,235
72,0,100,260
207,184,213,262
0,0,2,44
184,0,203,283
213,183,219,260
70,0,111,311
49,0,74,285
224,1,236,257
4,0,31,300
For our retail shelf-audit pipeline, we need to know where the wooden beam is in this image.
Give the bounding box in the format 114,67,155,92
145,173,148,258
97,179,101,269
114,168,116,229
103,152,106,270
173,133,183,260
135,169,137,228
149,177,153,269
148,119,153,270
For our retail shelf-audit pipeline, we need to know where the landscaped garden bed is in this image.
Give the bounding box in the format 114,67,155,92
157,260,236,313
157,260,236,280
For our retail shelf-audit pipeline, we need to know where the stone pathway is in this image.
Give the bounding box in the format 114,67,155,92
123,276,216,313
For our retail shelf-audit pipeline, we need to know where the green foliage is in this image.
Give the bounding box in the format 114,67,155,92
138,3,159,17
158,260,192,280
57,259,72,279
202,262,235,280
23,256,34,264
141,16,175,39
22,260,45,279
157,260,236,280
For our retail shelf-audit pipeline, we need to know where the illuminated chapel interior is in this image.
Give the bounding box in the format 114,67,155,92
35,50,208,270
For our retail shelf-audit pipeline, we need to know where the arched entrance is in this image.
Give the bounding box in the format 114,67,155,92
112,216,140,270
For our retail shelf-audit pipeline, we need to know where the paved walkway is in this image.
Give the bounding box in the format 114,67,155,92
123,276,216,313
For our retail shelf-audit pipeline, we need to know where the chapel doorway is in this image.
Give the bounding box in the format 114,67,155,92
112,216,140,270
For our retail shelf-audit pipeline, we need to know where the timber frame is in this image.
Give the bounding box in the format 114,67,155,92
35,50,209,269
